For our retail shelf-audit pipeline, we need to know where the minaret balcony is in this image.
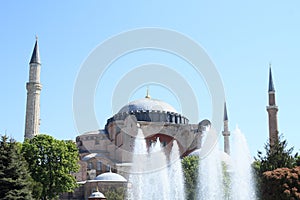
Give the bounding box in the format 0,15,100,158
222,131,230,136
266,105,278,110
26,82,42,91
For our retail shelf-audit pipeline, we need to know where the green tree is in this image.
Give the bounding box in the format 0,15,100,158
296,155,300,166
255,136,297,174
22,134,79,200
182,155,199,200
104,187,126,200
254,135,298,199
0,135,33,199
222,162,231,199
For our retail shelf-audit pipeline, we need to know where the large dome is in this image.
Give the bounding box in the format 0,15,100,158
118,97,178,113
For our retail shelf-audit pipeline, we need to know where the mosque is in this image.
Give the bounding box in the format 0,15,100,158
24,39,279,199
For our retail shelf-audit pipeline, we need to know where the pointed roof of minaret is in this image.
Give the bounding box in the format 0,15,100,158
224,101,228,121
29,36,41,64
268,65,275,92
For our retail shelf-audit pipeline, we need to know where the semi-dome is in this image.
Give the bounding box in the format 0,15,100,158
94,171,127,182
118,97,178,114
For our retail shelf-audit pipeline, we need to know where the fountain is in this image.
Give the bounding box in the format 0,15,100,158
197,130,225,200
230,126,256,200
127,126,185,200
168,141,185,200
197,127,257,200
127,125,256,200
127,128,148,200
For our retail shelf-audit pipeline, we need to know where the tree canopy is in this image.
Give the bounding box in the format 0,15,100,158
182,155,199,200
255,135,297,174
261,166,300,200
253,135,299,200
296,155,300,166
22,134,79,200
0,135,33,199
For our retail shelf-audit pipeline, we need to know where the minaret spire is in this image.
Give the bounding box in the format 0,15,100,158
268,64,275,92
266,65,279,148
24,37,42,139
224,102,228,121
222,101,230,155
29,36,41,64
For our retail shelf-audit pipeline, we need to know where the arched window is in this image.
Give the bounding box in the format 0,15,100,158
97,161,102,171
162,141,167,147
95,138,100,145
88,162,93,170
106,165,110,172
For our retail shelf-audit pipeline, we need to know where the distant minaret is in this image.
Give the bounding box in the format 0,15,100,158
222,102,230,155
266,66,279,147
24,37,42,139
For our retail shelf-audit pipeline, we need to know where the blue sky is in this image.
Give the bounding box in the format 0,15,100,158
1,1,300,156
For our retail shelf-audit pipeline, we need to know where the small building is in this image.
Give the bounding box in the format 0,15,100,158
88,190,106,200
82,170,127,199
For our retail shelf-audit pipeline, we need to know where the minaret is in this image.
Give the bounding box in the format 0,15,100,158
266,66,279,147
24,37,42,139
222,102,230,155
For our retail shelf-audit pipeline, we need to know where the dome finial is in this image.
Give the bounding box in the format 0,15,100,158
145,86,151,99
